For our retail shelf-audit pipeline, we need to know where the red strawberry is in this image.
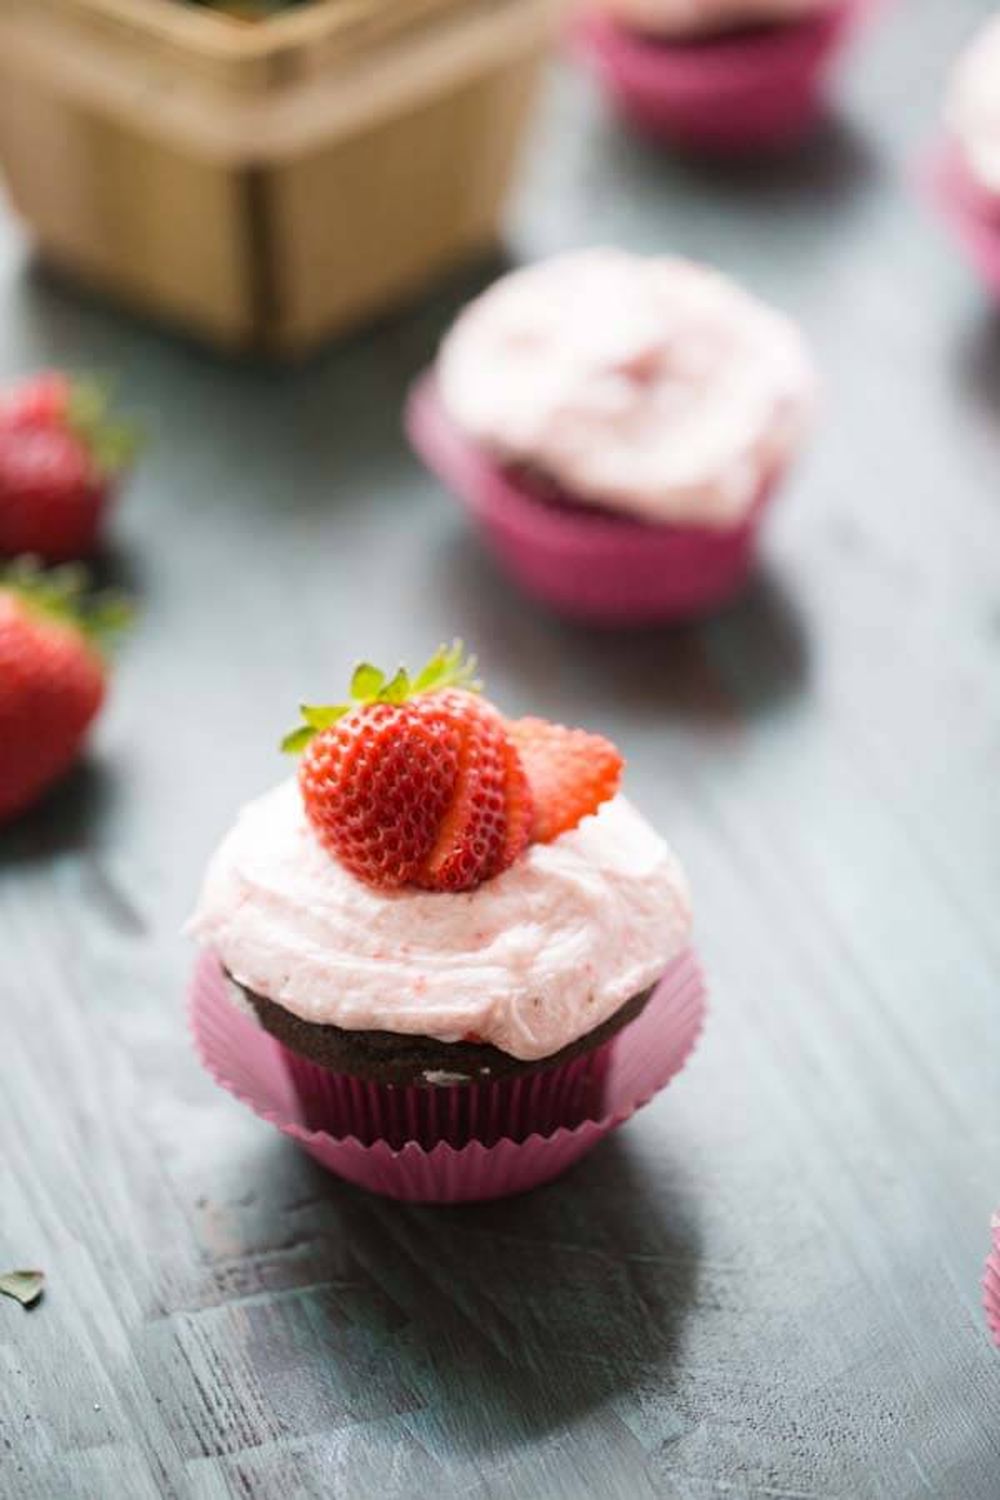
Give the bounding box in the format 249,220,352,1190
0,561,129,824
507,717,623,844
284,645,533,893
0,371,74,430
0,373,140,562
0,426,104,563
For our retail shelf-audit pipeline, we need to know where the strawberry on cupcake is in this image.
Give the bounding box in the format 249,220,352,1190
0,372,140,562
571,0,874,154
190,644,701,1195
407,248,815,625
0,560,129,824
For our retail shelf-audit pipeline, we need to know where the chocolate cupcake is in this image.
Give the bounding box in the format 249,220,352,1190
406,249,815,625
189,646,699,1177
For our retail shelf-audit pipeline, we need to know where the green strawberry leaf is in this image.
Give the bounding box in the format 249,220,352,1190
280,725,316,755
302,704,348,731
380,668,410,704
414,640,481,694
350,664,385,701
280,642,482,754
412,646,449,692
0,1270,44,1308
2,559,132,657
67,376,144,477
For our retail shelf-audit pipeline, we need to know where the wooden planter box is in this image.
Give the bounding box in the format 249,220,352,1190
0,0,559,353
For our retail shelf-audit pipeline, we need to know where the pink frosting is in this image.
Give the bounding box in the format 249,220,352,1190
189,780,692,1062
947,16,1000,200
436,249,815,530
593,0,833,39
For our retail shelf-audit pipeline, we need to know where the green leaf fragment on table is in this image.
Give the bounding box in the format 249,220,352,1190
0,1270,44,1307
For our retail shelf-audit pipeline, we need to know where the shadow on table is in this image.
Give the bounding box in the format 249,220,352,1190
18,244,515,393
955,307,1000,417
0,759,118,867
679,112,881,207
587,104,879,214
427,525,810,726
278,1129,702,1454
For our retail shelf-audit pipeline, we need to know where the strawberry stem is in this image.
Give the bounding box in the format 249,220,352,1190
2,557,132,654
67,376,144,476
281,640,481,754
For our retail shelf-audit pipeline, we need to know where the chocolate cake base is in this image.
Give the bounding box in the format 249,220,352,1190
230,974,656,1087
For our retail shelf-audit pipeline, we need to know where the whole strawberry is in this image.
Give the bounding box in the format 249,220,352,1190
0,373,140,562
0,561,129,823
283,644,626,893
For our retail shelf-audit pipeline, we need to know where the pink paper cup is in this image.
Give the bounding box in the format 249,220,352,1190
189,948,707,1204
924,141,1000,302
571,0,867,154
984,1214,1000,1347
406,374,770,626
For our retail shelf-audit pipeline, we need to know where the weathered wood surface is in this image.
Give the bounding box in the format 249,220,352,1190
2,2,999,1494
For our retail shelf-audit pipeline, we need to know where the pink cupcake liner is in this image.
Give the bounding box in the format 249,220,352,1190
406,373,770,626
924,141,1000,302
280,1042,612,1150
189,947,707,1203
984,1214,1000,1347
570,0,874,154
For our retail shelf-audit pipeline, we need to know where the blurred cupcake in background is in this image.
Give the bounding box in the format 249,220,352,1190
571,0,876,154
929,16,1000,301
406,248,815,626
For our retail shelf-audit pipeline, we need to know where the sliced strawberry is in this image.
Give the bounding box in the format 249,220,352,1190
290,646,534,894
507,717,623,844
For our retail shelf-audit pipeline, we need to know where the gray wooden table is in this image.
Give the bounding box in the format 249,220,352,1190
2,2,1000,1495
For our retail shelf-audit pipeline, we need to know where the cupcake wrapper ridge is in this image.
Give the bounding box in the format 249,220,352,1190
281,1044,611,1150
189,947,707,1203
984,1215,1000,1348
406,374,769,626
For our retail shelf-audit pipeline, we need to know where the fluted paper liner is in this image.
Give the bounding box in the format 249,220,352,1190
984,1214,1000,1347
406,374,769,625
189,947,707,1203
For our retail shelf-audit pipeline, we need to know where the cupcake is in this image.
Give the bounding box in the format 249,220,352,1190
985,1212,1000,1347
406,249,815,626
929,16,1000,301
189,644,705,1202
570,0,872,154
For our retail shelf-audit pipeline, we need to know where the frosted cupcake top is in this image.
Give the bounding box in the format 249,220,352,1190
190,781,692,1062
947,15,1000,198
436,249,815,530
595,0,833,40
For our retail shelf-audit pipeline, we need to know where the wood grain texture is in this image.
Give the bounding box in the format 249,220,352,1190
1,0,1000,1494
